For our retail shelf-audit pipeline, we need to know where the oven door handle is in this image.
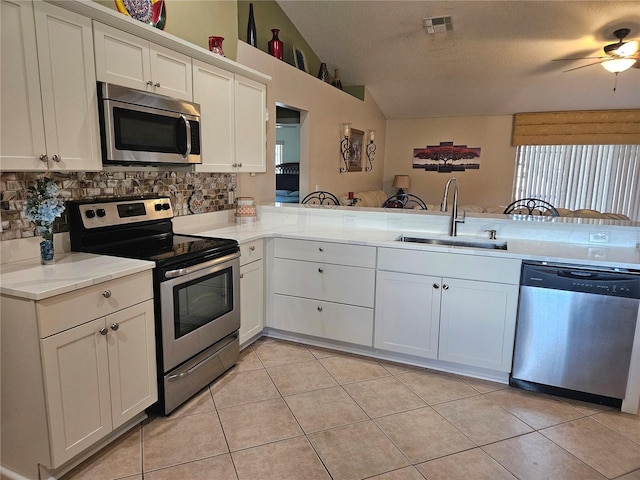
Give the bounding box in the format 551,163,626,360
164,252,240,279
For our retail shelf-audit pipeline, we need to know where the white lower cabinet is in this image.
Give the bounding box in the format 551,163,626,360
374,271,441,358
375,248,520,372
41,300,156,466
1,271,157,479
239,240,265,346
270,239,376,347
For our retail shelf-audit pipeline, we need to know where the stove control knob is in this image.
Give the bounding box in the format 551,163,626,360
96,208,106,217
162,203,171,210
85,209,96,219
154,203,163,211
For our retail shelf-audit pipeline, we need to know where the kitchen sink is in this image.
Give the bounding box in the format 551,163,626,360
396,235,508,250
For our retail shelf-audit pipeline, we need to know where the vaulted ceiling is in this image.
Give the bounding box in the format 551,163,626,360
277,1,640,119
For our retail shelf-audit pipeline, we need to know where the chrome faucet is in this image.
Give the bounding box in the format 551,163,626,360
440,177,465,236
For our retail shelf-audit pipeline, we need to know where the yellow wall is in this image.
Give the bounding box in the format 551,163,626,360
236,42,387,202
384,116,516,209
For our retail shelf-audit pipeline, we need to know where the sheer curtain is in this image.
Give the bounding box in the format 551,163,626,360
512,145,640,221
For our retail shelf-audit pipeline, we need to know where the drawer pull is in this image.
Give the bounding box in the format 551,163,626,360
99,327,108,336
318,247,324,252
433,283,440,289
317,306,323,312
110,323,119,331
239,273,244,279
318,267,324,273
442,284,449,290
249,245,256,251
102,290,112,298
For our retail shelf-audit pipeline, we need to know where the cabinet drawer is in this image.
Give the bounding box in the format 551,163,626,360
271,294,373,347
240,239,263,265
37,271,153,338
274,238,376,268
273,258,375,307
378,247,521,284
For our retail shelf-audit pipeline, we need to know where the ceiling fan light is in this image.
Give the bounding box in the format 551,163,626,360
614,40,639,56
601,58,636,73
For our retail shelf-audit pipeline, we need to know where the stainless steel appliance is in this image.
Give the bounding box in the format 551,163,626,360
69,196,239,414
98,82,201,166
511,261,640,407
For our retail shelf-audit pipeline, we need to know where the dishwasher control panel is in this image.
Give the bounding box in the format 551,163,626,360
521,262,640,298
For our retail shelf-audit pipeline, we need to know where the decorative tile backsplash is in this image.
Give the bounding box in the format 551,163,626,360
0,170,236,241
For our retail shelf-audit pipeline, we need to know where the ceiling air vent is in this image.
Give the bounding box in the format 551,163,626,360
423,16,453,34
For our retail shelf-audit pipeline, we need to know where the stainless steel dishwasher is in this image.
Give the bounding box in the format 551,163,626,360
511,261,639,407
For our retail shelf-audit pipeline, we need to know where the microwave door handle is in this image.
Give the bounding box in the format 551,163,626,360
180,114,191,158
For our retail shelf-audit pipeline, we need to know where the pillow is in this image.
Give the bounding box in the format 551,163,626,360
275,189,291,196
287,190,299,197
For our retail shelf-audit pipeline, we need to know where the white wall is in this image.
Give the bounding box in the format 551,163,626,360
384,116,516,208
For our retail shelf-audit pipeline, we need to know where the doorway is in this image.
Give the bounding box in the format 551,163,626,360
275,106,301,203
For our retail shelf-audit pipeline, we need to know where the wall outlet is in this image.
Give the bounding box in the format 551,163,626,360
589,231,610,243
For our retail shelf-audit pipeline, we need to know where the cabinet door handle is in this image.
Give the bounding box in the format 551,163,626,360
317,306,323,312
249,245,255,251
102,290,112,298
239,273,244,279
146,80,153,86
51,154,61,163
154,82,161,87
110,323,119,331
237,163,242,168
442,284,449,290
433,283,440,289
99,327,108,336
39,154,49,163
318,247,324,252
318,267,324,273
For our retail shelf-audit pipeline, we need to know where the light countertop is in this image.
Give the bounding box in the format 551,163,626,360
179,221,640,270
0,252,154,301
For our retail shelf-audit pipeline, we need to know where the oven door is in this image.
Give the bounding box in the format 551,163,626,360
159,253,240,371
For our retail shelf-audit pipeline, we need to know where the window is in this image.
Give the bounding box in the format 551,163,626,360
274,141,284,166
513,145,640,221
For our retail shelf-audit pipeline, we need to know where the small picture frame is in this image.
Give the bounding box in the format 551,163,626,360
293,44,308,73
348,128,364,172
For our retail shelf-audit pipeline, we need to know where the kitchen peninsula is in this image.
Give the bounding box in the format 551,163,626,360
174,203,640,414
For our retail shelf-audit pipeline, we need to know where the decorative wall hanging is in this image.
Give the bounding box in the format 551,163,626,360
293,45,308,73
347,128,364,172
412,141,481,173
114,0,166,30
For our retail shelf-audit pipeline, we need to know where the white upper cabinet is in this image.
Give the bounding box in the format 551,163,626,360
94,22,192,101
234,76,266,173
1,0,101,171
194,60,266,173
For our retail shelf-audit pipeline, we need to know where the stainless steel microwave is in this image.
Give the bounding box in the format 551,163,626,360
98,82,201,166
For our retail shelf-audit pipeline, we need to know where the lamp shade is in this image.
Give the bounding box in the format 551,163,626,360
393,175,411,190
601,58,637,73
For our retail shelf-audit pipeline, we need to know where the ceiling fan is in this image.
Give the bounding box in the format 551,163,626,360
555,28,640,74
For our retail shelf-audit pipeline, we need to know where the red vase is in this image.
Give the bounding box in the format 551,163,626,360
268,29,283,60
208,36,225,56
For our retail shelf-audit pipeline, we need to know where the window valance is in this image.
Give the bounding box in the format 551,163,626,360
512,110,640,146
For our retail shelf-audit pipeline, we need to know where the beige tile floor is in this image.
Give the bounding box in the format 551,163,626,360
62,337,640,480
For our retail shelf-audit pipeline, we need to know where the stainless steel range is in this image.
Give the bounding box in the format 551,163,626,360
69,196,240,414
